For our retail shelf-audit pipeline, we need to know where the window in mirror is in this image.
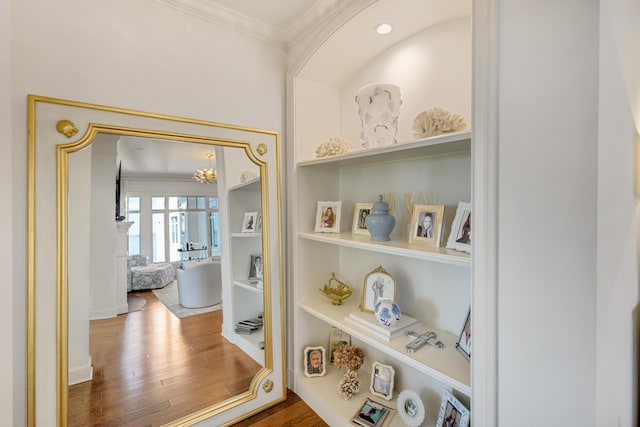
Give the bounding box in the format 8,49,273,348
126,196,140,255
129,195,220,261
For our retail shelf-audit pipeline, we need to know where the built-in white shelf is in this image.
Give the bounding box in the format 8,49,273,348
231,232,262,238
233,279,263,293
233,329,264,365
296,131,471,168
298,232,470,267
295,368,438,427
299,298,471,396
227,176,260,192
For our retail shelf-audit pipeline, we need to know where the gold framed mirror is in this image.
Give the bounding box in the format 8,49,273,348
27,95,285,426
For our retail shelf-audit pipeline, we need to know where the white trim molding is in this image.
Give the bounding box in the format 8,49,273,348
471,0,498,425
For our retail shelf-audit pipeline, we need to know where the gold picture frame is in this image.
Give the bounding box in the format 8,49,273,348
359,265,396,313
408,204,445,246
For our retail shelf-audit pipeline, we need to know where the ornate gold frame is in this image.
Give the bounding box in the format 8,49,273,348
27,95,286,426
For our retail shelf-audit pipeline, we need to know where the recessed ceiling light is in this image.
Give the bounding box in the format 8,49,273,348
375,23,393,35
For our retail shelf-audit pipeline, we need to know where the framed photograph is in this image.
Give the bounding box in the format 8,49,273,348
329,327,351,364
255,213,262,232
352,202,373,235
314,201,342,233
303,345,326,377
370,361,395,400
396,389,425,427
241,211,258,233
351,398,395,427
408,204,445,246
446,201,471,253
455,307,471,361
436,390,470,427
359,265,396,313
248,254,263,280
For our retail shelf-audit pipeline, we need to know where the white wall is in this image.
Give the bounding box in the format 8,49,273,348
1,0,14,423
496,1,598,425
597,0,640,425
7,0,286,423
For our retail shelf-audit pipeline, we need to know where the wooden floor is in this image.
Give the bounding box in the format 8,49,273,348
68,290,264,426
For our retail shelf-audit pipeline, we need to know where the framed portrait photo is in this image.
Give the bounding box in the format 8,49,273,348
446,201,471,253
408,204,445,246
455,307,471,361
241,211,258,233
314,201,342,233
436,390,470,427
359,265,396,313
303,345,326,378
370,361,395,400
396,389,425,427
248,254,263,280
352,202,373,236
351,398,394,427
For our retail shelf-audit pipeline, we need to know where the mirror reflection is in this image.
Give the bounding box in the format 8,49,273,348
66,135,264,425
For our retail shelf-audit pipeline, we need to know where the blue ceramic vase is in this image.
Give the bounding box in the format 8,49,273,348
364,195,395,241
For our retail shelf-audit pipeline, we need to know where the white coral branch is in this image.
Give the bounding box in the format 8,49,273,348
315,137,353,158
412,108,467,138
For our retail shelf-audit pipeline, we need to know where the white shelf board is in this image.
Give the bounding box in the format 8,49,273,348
298,232,470,267
299,298,471,396
233,329,264,365
294,368,437,427
231,232,262,238
228,176,260,192
233,279,263,293
297,131,471,168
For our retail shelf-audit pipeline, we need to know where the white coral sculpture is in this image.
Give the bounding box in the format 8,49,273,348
411,107,467,138
315,137,353,158
240,170,259,183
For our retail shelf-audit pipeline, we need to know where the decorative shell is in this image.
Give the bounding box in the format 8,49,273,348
319,273,353,305
411,108,467,139
315,137,352,158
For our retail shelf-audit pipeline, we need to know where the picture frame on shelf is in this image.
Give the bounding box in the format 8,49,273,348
329,327,351,364
314,201,341,233
255,213,262,232
248,254,263,280
352,202,373,236
396,389,425,427
436,390,470,427
408,204,445,246
370,361,395,400
446,201,471,253
303,345,326,378
351,398,395,427
455,307,471,361
359,265,396,313
241,211,258,233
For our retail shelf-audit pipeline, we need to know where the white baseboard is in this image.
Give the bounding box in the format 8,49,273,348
68,356,93,385
89,306,119,320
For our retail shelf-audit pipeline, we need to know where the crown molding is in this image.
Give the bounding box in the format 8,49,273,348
153,0,351,50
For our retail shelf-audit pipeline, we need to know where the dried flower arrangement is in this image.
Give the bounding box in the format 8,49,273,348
315,137,353,158
333,344,365,399
411,107,467,139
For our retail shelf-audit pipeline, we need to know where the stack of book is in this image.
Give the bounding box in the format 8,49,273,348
234,316,263,335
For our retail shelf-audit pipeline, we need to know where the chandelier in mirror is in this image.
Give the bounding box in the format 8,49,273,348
193,152,217,183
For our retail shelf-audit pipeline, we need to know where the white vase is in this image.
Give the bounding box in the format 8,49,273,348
355,83,402,148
